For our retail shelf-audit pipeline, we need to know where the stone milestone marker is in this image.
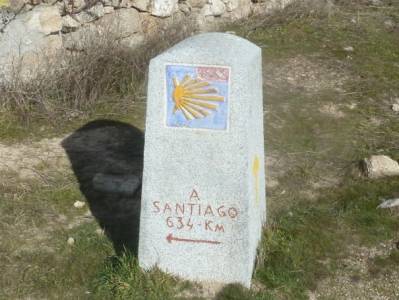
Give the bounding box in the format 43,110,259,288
138,32,265,287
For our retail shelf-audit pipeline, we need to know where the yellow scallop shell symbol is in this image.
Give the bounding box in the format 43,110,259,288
172,75,224,121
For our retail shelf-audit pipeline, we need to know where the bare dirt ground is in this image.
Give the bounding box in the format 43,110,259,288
314,242,399,300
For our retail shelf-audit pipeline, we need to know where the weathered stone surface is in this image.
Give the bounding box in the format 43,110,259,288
103,5,114,13
251,0,285,15
63,9,143,50
63,0,85,13
150,0,178,17
9,0,25,12
42,0,58,5
73,11,94,23
111,0,120,7
23,5,62,34
87,2,104,18
0,5,62,80
230,0,251,19
62,25,91,50
363,155,399,179
223,0,251,18
139,33,265,287
61,14,80,32
187,0,206,8
74,3,104,23
131,0,150,11
201,0,225,16
119,0,132,8
99,8,142,37
179,2,191,15
54,1,64,15
0,9,15,30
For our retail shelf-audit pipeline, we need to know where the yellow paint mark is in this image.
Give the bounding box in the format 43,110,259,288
252,155,260,204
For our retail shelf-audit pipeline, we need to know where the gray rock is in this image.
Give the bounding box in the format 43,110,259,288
150,0,178,17
378,198,399,209
42,0,59,4
63,0,85,13
74,3,104,23
64,8,143,50
0,9,15,30
111,0,120,7
179,2,191,15
22,5,62,35
201,0,225,16
187,0,206,8
73,11,93,23
392,103,399,112
363,155,399,179
384,19,395,30
103,6,114,13
131,0,150,11
9,0,25,12
88,2,105,18
98,8,142,38
62,26,90,50
343,46,354,52
223,0,251,18
0,5,62,80
61,14,80,32
119,0,133,8
54,2,65,15
139,33,265,287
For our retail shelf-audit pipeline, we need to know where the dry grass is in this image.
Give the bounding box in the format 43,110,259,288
0,20,196,122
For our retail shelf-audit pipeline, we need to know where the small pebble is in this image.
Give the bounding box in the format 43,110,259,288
392,103,399,112
348,103,357,110
73,201,85,208
384,19,395,30
96,228,105,236
343,46,354,52
67,237,75,245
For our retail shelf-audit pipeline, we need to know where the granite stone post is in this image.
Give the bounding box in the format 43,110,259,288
138,32,265,287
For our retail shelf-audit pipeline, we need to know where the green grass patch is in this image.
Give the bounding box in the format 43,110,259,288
91,254,189,300
254,177,399,299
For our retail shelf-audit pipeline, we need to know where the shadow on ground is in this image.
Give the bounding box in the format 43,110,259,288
62,119,144,255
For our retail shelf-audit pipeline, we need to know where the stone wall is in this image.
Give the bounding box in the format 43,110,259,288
0,0,293,79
